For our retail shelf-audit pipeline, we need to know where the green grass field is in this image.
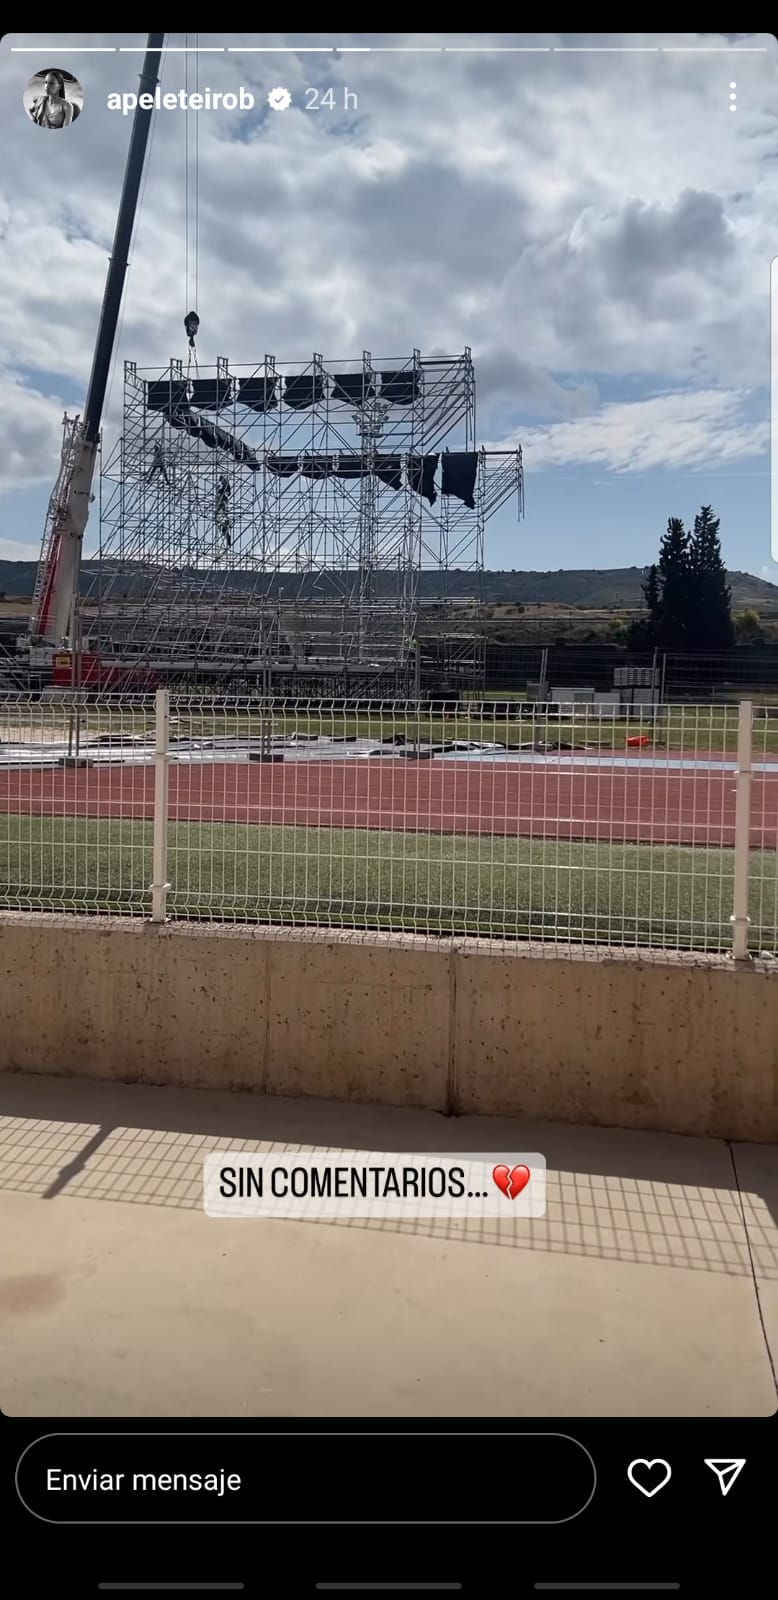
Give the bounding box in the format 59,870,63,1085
2,816,776,953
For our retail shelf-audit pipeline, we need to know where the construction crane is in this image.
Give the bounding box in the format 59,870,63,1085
25,33,165,684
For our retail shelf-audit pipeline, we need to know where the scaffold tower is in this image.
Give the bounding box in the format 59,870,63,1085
90,349,523,688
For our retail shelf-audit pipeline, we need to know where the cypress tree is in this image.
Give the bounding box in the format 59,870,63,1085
689,505,733,649
642,563,662,631
627,562,663,649
656,517,691,647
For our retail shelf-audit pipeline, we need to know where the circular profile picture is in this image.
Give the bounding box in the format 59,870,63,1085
24,67,83,130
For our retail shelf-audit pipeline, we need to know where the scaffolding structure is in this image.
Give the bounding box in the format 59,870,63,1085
89,349,523,690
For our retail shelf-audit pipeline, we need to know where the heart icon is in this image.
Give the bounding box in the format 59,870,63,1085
627,1459,672,1498
492,1163,531,1200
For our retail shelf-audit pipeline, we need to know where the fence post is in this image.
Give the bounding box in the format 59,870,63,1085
150,687,170,923
730,699,753,961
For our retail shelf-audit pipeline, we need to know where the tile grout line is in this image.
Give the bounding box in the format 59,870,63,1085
726,1140,778,1398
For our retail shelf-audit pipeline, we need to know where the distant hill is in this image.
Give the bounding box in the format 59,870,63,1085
475,568,778,609
0,560,776,610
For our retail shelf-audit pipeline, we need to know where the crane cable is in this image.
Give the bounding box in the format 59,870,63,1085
195,40,200,311
104,60,162,423
185,33,200,375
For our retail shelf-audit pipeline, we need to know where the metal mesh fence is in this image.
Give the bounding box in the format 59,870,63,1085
749,707,778,956
1,692,776,955
0,694,153,916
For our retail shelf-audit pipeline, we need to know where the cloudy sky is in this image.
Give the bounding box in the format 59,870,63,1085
1,30,777,579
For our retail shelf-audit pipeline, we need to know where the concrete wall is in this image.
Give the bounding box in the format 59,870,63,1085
0,913,776,1141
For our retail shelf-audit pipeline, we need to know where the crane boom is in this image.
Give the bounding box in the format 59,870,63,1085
30,33,165,646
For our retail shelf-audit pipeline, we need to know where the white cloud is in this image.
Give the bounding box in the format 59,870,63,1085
0,537,40,561
0,374,65,492
492,389,770,474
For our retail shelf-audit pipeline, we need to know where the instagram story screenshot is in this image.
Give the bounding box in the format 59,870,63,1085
0,27,776,1596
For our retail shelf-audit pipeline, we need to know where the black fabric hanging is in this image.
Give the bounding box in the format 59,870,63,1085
381,370,420,406
165,405,192,430
334,455,364,480
189,378,231,411
408,453,438,505
265,453,300,477
146,379,189,415
440,451,478,510
232,438,258,467
301,455,335,479
187,418,234,452
374,455,403,492
282,373,324,410
331,373,375,405
191,419,218,449
238,376,277,413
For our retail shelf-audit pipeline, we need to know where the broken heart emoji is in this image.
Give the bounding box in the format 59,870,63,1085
492,1163,531,1200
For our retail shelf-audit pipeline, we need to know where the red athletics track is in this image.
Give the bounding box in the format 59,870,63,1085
1,756,777,847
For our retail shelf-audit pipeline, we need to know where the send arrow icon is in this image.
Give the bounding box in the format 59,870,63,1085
704,1458,746,1496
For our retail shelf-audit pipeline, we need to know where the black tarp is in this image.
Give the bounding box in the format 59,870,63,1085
189,378,232,411
189,419,218,448
331,373,376,405
408,453,438,505
238,376,278,413
380,370,420,406
232,439,258,467
187,417,234,451
440,451,478,510
301,455,336,479
165,405,192,430
146,379,189,414
332,455,402,489
334,455,364,480
265,454,300,477
375,455,403,491
282,374,324,410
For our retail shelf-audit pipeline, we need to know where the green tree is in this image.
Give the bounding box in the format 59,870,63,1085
626,563,661,649
688,505,733,649
734,608,763,644
643,563,661,631
628,507,734,652
656,517,691,647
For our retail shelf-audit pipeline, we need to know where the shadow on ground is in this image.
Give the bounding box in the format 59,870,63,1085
0,1071,775,1282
